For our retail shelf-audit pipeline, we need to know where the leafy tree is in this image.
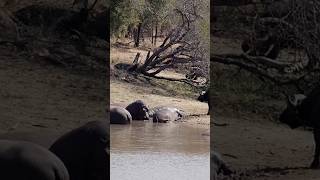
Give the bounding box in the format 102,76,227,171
110,0,140,37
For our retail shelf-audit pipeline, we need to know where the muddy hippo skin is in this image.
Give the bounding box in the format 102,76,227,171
211,151,232,180
0,140,69,180
49,120,109,180
198,89,210,115
126,100,149,120
110,105,132,124
152,107,184,123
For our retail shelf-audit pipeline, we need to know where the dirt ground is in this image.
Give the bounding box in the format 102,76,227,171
0,0,108,147
211,36,320,179
213,114,320,180
0,46,106,148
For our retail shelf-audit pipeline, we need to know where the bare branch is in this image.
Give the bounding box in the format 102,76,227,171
211,53,310,85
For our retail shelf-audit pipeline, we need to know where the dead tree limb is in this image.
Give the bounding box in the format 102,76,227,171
135,8,197,75
211,53,311,85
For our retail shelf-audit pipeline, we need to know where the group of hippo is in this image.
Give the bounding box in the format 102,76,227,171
0,120,109,180
0,89,210,179
110,89,210,124
110,100,185,124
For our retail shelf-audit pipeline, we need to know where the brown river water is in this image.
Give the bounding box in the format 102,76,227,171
110,121,210,180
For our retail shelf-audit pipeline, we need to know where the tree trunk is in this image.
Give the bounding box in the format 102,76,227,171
154,23,158,46
134,23,142,47
151,27,154,44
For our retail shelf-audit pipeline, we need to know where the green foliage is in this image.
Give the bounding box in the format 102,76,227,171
110,0,141,37
110,0,177,38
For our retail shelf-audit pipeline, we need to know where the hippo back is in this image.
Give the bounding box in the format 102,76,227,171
152,107,184,123
49,120,108,180
110,106,132,124
149,106,184,117
0,140,69,180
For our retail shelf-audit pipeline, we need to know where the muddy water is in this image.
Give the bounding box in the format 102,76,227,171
110,121,210,180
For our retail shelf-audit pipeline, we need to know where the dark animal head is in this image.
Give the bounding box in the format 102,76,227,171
126,100,150,120
197,90,208,102
280,94,306,129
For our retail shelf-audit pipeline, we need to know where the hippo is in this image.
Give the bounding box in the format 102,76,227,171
211,151,232,180
198,89,210,115
126,100,149,120
280,86,320,168
151,107,185,123
49,120,109,180
110,105,132,124
0,140,69,180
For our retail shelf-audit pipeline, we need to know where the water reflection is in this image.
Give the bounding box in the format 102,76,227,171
111,121,210,180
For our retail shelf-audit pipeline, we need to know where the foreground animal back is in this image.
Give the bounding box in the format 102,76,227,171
0,140,69,180
49,120,109,180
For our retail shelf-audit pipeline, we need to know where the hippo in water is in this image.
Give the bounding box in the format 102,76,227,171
110,105,132,124
126,100,149,120
151,107,185,123
212,151,232,180
49,120,109,180
0,140,69,180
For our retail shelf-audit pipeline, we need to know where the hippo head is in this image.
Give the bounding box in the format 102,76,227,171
126,100,150,120
280,94,306,129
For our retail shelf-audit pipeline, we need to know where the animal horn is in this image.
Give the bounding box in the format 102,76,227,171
288,94,306,106
288,95,295,106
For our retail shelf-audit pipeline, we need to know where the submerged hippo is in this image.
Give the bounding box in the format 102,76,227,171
0,140,69,180
110,105,132,124
126,100,149,120
151,107,185,123
49,120,109,180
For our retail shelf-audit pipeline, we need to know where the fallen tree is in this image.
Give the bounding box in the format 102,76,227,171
212,0,320,93
126,3,209,87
